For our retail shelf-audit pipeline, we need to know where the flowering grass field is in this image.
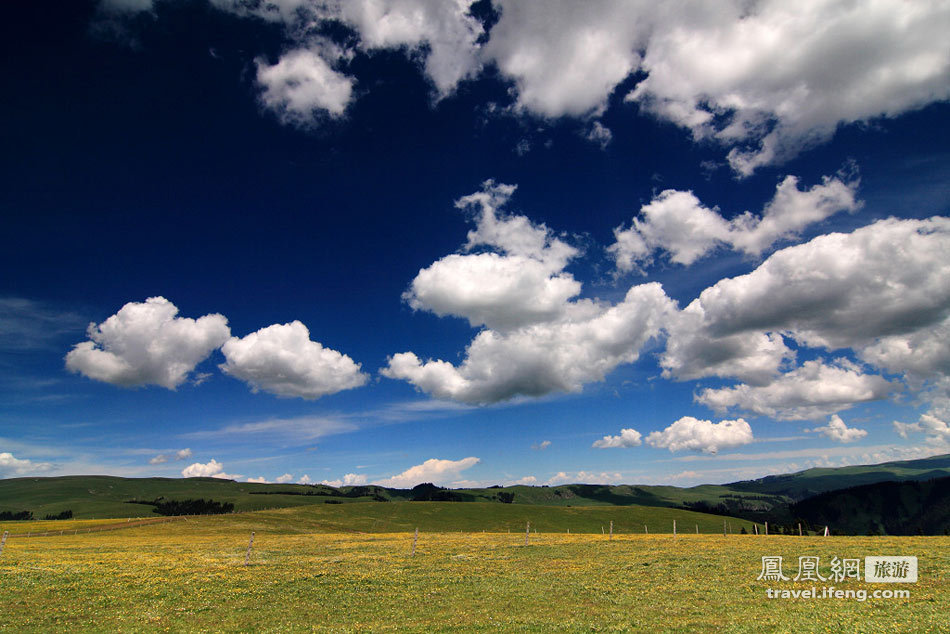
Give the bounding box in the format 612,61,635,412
1,507,947,632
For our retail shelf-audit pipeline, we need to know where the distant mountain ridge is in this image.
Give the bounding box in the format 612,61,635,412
726,454,950,500
1,454,948,534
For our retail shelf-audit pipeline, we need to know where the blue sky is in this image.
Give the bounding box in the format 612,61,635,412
2,0,949,488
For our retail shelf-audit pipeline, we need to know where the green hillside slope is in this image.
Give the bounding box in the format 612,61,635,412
727,454,950,500
790,475,950,535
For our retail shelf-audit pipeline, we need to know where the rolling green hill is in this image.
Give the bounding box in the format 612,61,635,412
789,475,950,535
726,453,950,500
0,475,379,519
2,453,948,527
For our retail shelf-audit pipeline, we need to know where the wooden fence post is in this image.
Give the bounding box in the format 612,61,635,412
798,523,802,537
0,531,8,556
754,524,758,536
673,520,676,536
411,527,418,557
644,524,648,534
695,524,698,534
765,521,769,536
609,521,613,540
824,526,829,537
525,521,530,546
723,520,727,536
244,532,255,566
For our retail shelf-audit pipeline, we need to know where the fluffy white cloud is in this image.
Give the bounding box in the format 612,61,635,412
610,174,860,272
627,1,950,175
807,415,867,443
298,474,313,485
546,470,623,485
697,360,895,421
645,416,753,454
511,475,538,485
220,321,368,399
246,476,269,484
0,451,53,476
485,1,950,172
385,282,673,404
220,0,483,108
592,428,642,449
406,252,583,331
109,1,950,171
274,473,294,484
387,182,675,403
662,217,950,391
483,1,648,117
256,46,354,125
661,310,792,386
338,0,484,97
321,473,368,487
65,297,230,389
181,459,241,480
373,457,479,487
149,448,193,465
860,316,950,381
404,181,580,331
893,413,950,445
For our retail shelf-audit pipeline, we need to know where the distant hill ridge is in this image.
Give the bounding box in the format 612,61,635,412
1,454,948,534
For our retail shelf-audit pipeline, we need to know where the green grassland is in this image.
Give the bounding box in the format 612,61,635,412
2,501,755,536
0,475,378,519
0,505,946,632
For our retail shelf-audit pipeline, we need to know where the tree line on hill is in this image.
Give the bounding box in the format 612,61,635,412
126,497,234,516
0,509,72,521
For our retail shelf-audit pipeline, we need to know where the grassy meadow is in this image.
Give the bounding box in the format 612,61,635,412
1,504,947,632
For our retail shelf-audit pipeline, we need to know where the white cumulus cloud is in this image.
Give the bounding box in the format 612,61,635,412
546,470,624,485
373,457,479,488
0,451,54,476
403,181,581,331
662,217,950,401
321,473,368,488
807,414,868,443
220,321,368,399
645,416,753,454
338,0,484,97
384,282,673,404
385,182,675,404
697,360,895,421
893,413,950,445
627,1,950,175
149,448,193,465
106,0,950,172
592,428,642,449
65,297,230,389
256,46,355,125
610,174,860,272
181,459,241,480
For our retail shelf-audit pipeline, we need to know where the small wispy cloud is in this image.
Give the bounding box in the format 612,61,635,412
0,297,84,352
182,416,356,442
148,448,193,464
